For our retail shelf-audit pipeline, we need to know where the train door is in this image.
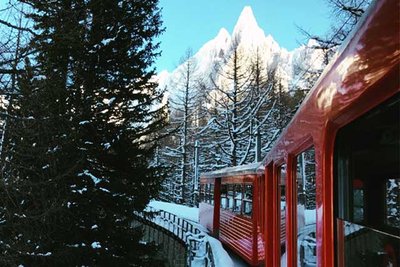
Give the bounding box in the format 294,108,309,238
269,158,318,267
334,94,400,267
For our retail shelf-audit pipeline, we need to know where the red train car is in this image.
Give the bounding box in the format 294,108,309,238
199,163,266,266
199,164,296,266
199,0,399,266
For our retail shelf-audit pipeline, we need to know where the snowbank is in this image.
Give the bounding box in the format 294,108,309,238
304,209,316,225
148,200,199,223
147,200,234,267
208,236,234,267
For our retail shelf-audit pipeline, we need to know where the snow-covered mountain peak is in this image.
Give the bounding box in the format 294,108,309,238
232,6,265,47
234,6,258,33
216,28,230,42
192,28,231,74
198,27,230,54
233,7,262,38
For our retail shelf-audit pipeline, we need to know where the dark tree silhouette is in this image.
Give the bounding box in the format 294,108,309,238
0,0,167,265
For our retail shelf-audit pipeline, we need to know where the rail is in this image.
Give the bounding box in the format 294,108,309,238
135,207,215,267
132,215,187,266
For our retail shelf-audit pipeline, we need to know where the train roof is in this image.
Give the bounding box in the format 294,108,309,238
262,0,399,165
200,162,263,179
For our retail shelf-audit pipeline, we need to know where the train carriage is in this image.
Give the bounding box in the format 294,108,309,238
199,163,266,266
262,0,399,266
199,0,399,266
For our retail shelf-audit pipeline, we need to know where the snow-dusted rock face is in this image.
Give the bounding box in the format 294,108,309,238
158,6,323,96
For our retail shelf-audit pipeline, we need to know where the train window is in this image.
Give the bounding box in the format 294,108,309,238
353,179,364,223
243,184,253,217
385,178,400,228
202,183,213,204
210,184,215,205
279,164,287,267
335,94,400,267
200,184,205,202
296,147,317,267
221,184,228,209
227,184,234,210
204,184,210,203
233,184,243,214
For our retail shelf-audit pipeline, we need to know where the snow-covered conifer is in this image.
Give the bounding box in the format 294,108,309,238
161,49,200,205
0,1,166,265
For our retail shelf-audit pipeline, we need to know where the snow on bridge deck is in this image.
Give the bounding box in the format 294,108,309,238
147,200,240,267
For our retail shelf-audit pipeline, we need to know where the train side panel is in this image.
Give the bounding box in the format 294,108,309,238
219,210,264,266
262,1,399,266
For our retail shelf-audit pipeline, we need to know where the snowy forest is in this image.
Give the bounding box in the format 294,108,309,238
157,0,373,206
158,44,309,205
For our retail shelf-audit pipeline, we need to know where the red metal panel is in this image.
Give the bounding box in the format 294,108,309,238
257,230,265,261
273,164,281,267
265,164,274,267
220,175,255,184
200,178,215,184
252,175,259,265
213,178,221,236
336,219,345,267
266,162,289,267
258,174,266,263
318,123,335,267
219,210,255,265
259,174,265,235
286,156,296,267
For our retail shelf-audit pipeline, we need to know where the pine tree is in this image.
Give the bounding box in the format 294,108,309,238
0,0,166,266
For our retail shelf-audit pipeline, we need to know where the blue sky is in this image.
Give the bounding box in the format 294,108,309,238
156,0,332,72
0,0,332,73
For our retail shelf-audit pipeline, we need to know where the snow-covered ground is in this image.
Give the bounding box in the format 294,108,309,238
148,200,236,267
304,209,316,225
148,200,199,223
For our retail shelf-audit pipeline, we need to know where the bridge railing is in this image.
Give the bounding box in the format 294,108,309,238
132,215,187,266
136,207,215,267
